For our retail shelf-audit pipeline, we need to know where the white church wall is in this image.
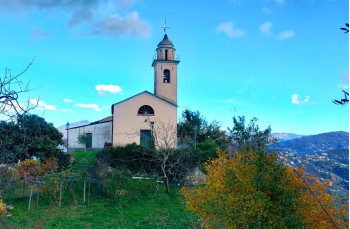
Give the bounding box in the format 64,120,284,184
67,121,112,152
112,92,177,148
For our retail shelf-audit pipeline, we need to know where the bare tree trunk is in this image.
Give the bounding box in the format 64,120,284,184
165,177,170,193
161,161,170,193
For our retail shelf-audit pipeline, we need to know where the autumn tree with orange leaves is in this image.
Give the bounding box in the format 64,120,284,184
183,149,348,228
182,116,348,228
286,166,348,228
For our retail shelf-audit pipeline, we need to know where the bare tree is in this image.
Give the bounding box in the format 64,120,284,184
151,119,178,149
0,59,38,199
0,59,38,161
148,120,196,192
0,58,37,120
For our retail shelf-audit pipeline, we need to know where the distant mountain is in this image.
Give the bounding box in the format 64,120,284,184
271,131,349,201
272,133,305,142
270,131,349,155
57,120,90,139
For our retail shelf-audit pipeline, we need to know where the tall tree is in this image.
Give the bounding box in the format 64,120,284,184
228,116,276,152
178,109,228,149
0,114,63,162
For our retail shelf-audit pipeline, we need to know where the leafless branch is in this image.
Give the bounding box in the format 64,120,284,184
0,58,37,120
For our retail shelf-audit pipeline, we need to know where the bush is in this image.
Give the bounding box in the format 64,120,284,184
97,143,156,174
97,144,198,189
193,139,221,165
56,152,71,170
183,149,348,228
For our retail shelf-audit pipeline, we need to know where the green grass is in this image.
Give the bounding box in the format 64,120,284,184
4,182,199,228
70,150,97,169
1,151,200,228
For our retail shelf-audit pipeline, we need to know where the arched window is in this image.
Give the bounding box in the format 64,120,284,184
137,105,155,115
165,50,168,60
163,69,170,83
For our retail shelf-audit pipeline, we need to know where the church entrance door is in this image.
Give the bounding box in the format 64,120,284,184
140,130,152,148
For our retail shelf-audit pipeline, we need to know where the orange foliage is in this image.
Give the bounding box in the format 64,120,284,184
16,160,41,182
17,158,59,182
41,157,59,174
0,197,7,216
286,166,349,229
182,149,348,228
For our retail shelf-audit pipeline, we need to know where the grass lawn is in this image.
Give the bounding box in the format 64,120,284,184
1,151,200,228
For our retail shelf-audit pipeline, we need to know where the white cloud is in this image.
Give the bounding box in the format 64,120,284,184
64,98,73,103
217,21,245,38
258,22,295,40
259,21,295,40
29,99,56,111
76,103,101,112
30,99,44,106
291,94,300,105
95,84,122,95
260,22,273,36
45,105,56,111
276,30,295,40
291,94,315,106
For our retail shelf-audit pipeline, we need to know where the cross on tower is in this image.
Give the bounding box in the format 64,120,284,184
161,18,170,34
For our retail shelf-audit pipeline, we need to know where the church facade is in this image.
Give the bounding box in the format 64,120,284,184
67,33,179,151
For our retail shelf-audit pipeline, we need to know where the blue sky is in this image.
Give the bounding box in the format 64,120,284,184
0,0,348,135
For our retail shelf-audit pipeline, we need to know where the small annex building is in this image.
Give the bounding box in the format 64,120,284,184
67,32,180,151
67,116,112,152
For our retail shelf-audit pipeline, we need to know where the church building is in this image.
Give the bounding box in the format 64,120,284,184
67,32,180,151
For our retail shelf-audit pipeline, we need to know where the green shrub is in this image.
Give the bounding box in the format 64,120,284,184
97,144,198,187
97,143,156,174
194,139,221,165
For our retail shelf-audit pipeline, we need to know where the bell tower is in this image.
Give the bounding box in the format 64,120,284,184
152,22,180,104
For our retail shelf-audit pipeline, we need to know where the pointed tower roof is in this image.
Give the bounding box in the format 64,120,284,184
157,34,174,49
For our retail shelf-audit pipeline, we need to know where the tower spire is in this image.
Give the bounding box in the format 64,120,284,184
161,18,170,34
